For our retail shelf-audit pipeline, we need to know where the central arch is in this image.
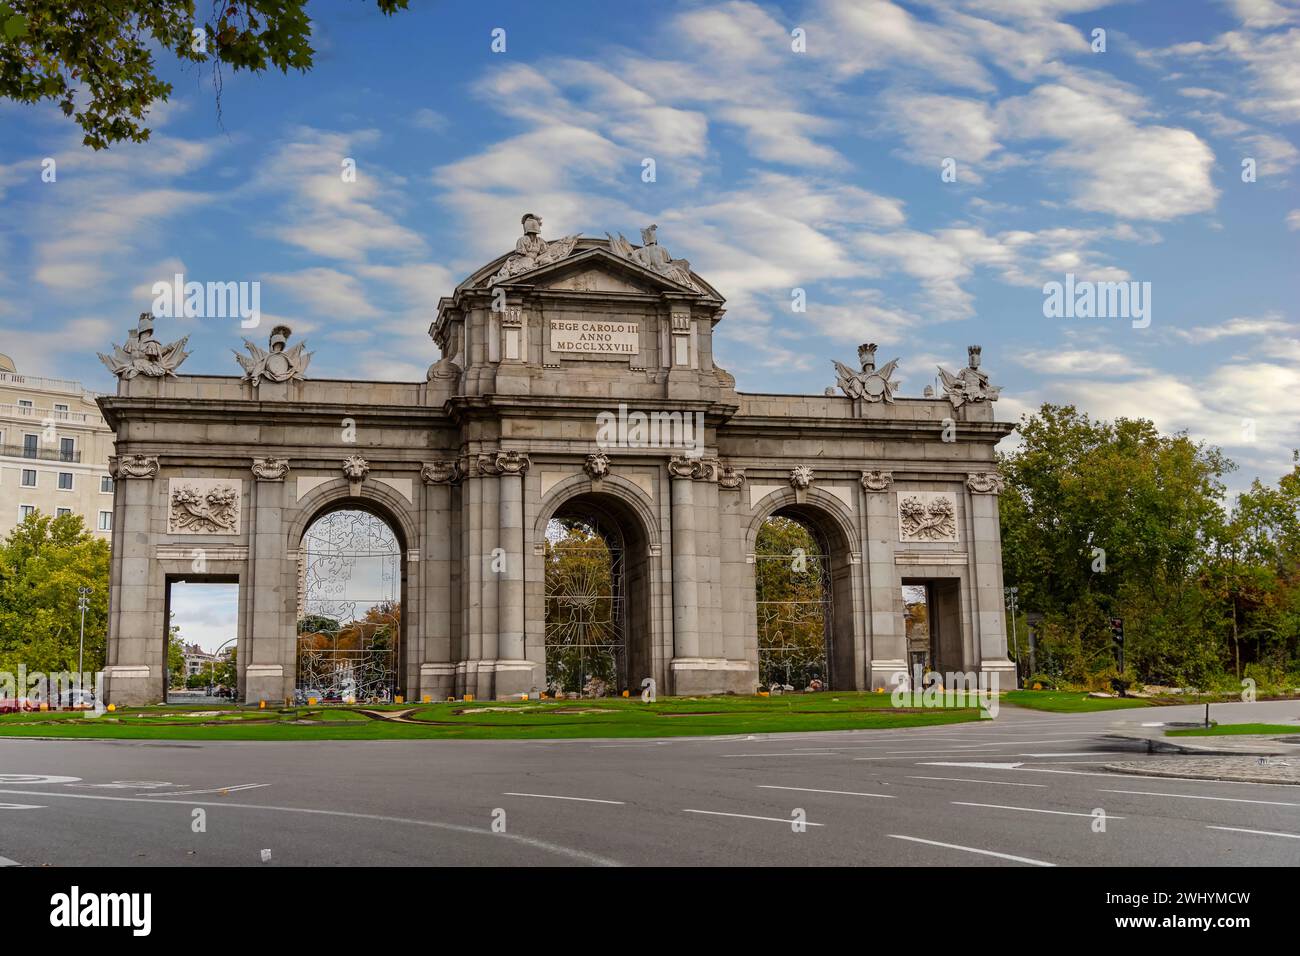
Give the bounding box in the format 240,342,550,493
295,504,407,702
747,493,860,691
540,490,654,696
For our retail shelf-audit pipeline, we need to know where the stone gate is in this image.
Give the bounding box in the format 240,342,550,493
97,215,1016,705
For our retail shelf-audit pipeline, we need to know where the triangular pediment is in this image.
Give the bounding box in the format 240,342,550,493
461,242,723,301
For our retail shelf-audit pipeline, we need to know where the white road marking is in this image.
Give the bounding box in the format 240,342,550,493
758,785,895,799
1098,789,1300,807
0,788,621,866
502,792,625,805
1016,752,1129,757
0,774,80,785
683,809,824,826
0,803,43,810
888,834,1055,867
918,761,1025,769
143,783,269,797
952,801,1125,819
908,776,1047,788
722,752,835,758
1207,825,1300,840
0,854,20,866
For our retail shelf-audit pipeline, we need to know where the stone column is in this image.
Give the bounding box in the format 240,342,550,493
102,455,161,706
668,457,700,667
245,458,292,703
477,453,500,700
494,450,535,697
861,471,907,691
419,461,459,701
967,472,1015,689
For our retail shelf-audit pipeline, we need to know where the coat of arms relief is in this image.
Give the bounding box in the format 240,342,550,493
898,492,958,543
167,478,242,535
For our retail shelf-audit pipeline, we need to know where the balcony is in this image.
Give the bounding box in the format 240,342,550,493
0,402,99,424
1,443,82,463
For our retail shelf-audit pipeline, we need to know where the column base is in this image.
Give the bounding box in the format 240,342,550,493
103,665,159,707
418,663,457,702
979,658,1017,692
669,658,757,696
869,659,908,692
493,660,543,699
244,664,289,705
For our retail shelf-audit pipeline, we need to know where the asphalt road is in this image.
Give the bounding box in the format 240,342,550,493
1,700,1297,867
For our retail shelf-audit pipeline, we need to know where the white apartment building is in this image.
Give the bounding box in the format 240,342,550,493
0,353,116,540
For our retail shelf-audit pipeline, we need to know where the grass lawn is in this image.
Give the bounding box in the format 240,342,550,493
0,691,982,740
1167,723,1300,737
1003,690,1154,713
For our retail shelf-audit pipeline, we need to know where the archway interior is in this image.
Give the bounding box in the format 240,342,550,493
296,508,402,702
755,514,834,690
902,583,932,673
544,511,626,695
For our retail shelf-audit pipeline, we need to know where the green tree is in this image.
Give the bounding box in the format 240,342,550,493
754,516,830,688
0,0,410,149
0,510,110,674
999,404,1232,686
167,618,185,689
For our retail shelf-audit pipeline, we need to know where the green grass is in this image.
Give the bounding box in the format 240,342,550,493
0,692,982,740
1167,723,1300,737
1003,690,1154,713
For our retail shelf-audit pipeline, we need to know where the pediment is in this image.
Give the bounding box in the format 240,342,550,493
462,243,723,301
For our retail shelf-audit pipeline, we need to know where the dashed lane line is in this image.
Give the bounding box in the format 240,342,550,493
757,785,895,799
683,809,824,826
907,776,1046,788
501,792,626,805
952,801,1124,819
1207,825,1300,839
1098,789,1300,808
887,834,1055,867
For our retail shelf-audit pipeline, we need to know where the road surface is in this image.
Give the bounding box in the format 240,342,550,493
1,700,1297,867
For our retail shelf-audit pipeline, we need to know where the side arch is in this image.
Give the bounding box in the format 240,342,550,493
533,473,662,553
287,477,419,554
743,483,866,691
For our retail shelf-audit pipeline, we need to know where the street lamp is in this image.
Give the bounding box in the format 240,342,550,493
1004,586,1020,688
76,586,92,705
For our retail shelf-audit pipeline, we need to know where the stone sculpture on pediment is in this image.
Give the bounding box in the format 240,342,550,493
98,313,190,379
939,345,1001,408
606,224,702,292
490,213,581,284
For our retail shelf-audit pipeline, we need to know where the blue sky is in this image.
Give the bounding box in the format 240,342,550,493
2,0,1297,514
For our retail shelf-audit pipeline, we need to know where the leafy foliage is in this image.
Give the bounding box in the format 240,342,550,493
0,511,109,673
0,0,410,148
1001,405,1299,688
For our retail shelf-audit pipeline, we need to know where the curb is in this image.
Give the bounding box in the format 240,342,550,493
1103,761,1300,787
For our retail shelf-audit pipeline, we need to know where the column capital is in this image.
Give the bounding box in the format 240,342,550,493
251,457,290,481
109,454,159,479
861,469,893,492
966,471,1005,494
420,460,462,485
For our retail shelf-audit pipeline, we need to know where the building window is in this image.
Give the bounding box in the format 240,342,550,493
20,505,35,520
57,508,72,518
22,434,38,458
54,403,68,412
58,472,73,490
59,437,75,462
98,511,113,531
21,469,36,487
101,475,114,493
17,399,33,410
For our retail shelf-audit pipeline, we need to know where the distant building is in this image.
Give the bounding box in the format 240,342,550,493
183,643,218,677
0,355,116,540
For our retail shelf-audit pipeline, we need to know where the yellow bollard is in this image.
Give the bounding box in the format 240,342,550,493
463,693,474,702
395,695,404,704
308,697,317,705
757,691,769,697
622,690,629,698
39,701,48,711
106,703,116,712
422,695,431,703
259,700,266,709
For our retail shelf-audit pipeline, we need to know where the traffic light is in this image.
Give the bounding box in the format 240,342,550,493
1110,617,1124,644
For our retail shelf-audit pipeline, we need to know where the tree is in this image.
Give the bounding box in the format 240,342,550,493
754,516,830,688
999,404,1233,686
167,618,185,689
0,510,109,674
0,0,410,149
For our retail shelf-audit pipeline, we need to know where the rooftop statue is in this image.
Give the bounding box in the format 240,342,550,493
98,313,191,379
938,345,1001,408
234,324,312,386
834,342,900,403
606,223,702,292
490,213,581,284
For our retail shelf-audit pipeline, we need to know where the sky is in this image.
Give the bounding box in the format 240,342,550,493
1,0,1297,649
